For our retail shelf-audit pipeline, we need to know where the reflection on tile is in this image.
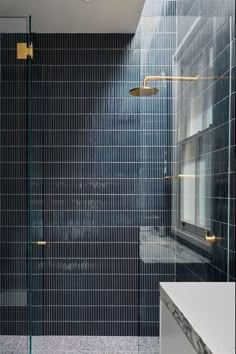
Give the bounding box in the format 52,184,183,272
0,291,27,306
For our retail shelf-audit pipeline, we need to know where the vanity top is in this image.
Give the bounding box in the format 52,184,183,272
160,282,235,354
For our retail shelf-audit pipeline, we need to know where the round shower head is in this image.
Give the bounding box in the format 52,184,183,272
129,86,159,97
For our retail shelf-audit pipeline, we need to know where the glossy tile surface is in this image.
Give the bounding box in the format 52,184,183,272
0,1,176,337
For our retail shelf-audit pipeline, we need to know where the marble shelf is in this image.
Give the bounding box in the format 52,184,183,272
160,282,235,354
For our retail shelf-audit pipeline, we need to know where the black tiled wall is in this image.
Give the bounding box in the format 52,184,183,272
0,1,177,336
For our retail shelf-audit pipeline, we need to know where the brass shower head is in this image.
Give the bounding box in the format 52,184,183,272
129,86,159,97
129,75,199,97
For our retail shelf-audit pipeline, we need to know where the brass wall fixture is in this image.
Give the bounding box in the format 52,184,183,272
17,42,34,60
143,75,199,85
204,230,222,245
129,74,216,96
129,75,199,96
164,174,195,180
34,241,47,246
164,176,180,180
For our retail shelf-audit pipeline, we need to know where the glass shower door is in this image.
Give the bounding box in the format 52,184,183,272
171,2,235,282
0,15,33,353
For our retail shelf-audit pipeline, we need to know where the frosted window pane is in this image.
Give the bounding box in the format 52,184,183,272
196,158,211,228
181,161,195,224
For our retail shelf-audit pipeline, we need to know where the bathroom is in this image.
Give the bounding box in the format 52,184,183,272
0,0,235,353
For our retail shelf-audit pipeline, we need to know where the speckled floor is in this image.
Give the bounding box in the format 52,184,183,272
0,336,160,353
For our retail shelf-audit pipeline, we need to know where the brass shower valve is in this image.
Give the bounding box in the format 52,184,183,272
204,230,222,244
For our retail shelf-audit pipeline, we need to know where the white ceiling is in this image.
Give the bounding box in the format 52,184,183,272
0,0,145,33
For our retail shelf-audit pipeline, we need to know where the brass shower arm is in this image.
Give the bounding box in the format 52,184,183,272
129,74,217,96
143,75,199,87
164,174,195,180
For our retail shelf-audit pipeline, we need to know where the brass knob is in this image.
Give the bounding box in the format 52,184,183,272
164,174,195,180
34,241,47,246
164,176,180,180
204,230,221,244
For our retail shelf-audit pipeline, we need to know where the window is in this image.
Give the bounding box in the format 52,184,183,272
181,160,195,224
179,139,212,236
180,154,211,229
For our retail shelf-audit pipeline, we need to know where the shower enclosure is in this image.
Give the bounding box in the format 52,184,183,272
0,15,32,352
172,0,235,283
0,1,235,353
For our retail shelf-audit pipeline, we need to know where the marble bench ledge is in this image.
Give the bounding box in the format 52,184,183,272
160,282,235,354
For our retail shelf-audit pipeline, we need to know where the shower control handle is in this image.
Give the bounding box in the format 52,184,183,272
204,230,221,244
34,241,47,246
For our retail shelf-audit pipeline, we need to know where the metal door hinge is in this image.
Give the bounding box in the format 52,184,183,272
17,42,33,60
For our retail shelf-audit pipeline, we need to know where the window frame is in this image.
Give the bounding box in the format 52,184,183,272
176,127,213,239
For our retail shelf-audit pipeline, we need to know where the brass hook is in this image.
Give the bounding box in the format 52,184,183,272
34,241,47,246
204,230,222,244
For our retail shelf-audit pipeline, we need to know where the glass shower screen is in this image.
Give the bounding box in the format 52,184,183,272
0,15,33,354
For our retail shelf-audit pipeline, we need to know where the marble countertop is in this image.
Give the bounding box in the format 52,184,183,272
140,226,210,264
160,282,235,354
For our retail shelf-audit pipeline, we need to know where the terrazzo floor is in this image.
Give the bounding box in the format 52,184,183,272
0,336,160,354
